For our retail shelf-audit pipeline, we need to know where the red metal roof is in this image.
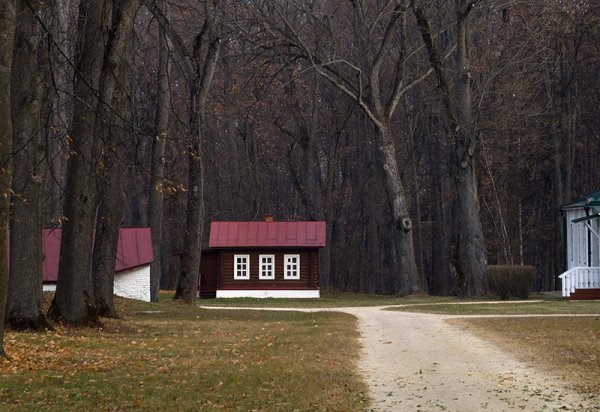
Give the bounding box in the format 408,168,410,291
39,227,153,282
209,221,326,248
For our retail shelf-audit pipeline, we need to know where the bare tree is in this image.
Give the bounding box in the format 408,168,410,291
251,0,432,294
148,0,221,303
413,0,488,296
0,0,16,357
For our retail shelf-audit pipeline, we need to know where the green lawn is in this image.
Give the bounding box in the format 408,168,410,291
0,297,368,411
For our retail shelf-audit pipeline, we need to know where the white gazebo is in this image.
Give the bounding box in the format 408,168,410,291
559,191,600,299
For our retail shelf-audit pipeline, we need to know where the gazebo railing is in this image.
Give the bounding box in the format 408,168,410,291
558,266,600,297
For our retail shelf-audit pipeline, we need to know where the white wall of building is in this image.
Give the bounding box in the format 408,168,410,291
43,265,151,302
113,266,151,302
566,209,588,269
216,289,320,298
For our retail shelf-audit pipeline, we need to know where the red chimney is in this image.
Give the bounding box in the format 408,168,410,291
263,214,274,222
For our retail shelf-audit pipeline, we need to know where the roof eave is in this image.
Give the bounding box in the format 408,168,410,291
561,191,600,210
208,244,326,249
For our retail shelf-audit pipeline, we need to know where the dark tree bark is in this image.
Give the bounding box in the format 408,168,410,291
148,0,221,303
176,3,220,304
7,0,50,330
0,0,16,358
49,0,112,326
407,113,426,287
43,0,78,225
378,124,420,295
413,0,488,296
148,15,170,302
453,1,488,296
428,114,450,295
92,0,141,317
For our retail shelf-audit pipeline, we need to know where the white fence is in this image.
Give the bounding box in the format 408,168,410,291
558,266,600,297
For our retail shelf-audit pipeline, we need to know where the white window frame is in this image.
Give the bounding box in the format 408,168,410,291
259,254,275,280
283,254,300,280
234,254,250,280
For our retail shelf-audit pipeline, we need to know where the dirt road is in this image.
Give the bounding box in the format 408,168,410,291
338,306,598,411
201,305,599,411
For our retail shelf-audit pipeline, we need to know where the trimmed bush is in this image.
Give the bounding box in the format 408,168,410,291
488,265,535,300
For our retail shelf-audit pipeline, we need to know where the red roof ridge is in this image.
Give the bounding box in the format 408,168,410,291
209,221,326,248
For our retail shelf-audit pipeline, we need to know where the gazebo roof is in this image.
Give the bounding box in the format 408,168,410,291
561,191,600,210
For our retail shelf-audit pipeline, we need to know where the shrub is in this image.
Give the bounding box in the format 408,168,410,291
488,265,535,300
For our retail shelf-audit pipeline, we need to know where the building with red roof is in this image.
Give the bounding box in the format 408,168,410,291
199,218,326,298
39,227,153,301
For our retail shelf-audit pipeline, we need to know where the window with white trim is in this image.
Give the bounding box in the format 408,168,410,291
259,254,275,280
234,254,250,280
283,254,300,280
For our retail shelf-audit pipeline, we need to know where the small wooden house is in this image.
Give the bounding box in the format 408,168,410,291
199,219,326,298
560,191,600,299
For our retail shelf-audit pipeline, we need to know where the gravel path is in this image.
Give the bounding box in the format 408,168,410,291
201,305,599,411
338,307,598,411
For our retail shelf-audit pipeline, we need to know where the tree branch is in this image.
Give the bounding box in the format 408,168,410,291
144,0,194,81
269,2,384,128
412,2,459,130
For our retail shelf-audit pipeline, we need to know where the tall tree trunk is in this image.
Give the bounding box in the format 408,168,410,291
0,0,16,358
92,0,140,316
413,1,488,296
7,0,50,330
173,0,220,303
222,58,242,217
148,19,170,302
408,118,426,288
451,4,488,296
176,143,205,303
429,127,445,295
92,192,123,317
377,124,420,295
43,0,78,225
49,0,112,326
93,143,125,317
454,131,488,295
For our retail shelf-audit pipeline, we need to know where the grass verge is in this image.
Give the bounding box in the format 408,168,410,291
390,295,599,397
195,291,455,308
449,316,600,397
388,298,600,315
0,296,367,411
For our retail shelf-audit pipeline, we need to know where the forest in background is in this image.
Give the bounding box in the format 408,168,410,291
1,0,599,348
